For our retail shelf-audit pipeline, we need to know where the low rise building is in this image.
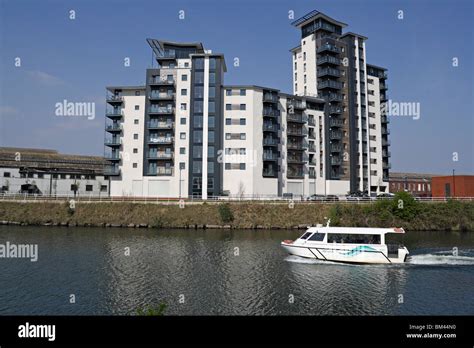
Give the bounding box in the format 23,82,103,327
389,172,434,197
0,147,109,196
431,175,474,198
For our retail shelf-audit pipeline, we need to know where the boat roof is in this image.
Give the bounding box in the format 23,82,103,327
305,227,405,235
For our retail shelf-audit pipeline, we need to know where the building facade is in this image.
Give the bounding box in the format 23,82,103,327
105,10,391,199
431,175,474,198
389,172,433,197
290,11,389,194
0,147,109,196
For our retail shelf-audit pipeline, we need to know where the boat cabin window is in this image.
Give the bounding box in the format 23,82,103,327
327,234,381,244
308,233,325,241
299,232,312,240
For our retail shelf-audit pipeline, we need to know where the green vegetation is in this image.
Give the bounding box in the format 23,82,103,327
0,196,473,231
218,203,234,224
136,302,167,316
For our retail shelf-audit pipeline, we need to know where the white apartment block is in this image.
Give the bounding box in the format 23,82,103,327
104,10,390,199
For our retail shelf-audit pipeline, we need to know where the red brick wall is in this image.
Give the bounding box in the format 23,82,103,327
432,176,474,198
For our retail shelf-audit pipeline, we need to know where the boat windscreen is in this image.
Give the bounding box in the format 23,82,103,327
299,232,312,240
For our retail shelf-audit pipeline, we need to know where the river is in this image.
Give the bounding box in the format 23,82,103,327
0,226,473,315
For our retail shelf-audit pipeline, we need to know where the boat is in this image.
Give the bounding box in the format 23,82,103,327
281,220,409,264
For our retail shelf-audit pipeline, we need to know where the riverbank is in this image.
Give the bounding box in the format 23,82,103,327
0,198,473,231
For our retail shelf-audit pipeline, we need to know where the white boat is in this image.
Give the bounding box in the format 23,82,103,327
281,221,409,264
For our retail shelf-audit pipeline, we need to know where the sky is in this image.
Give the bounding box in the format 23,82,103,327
0,0,473,175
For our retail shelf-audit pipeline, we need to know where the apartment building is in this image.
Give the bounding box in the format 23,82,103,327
104,10,391,198
290,10,389,194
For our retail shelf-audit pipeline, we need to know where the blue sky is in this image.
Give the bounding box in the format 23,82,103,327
0,0,472,174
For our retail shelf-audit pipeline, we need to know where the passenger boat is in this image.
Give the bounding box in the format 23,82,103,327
281,221,409,264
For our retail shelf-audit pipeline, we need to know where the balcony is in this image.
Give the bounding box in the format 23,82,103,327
148,167,174,176
382,139,391,146
287,128,307,137
149,77,175,86
319,93,343,102
105,138,121,146
106,109,123,118
329,118,343,127
330,157,342,165
263,169,277,177
308,119,316,126
287,113,306,123
105,153,120,161
106,124,122,132
148,152,174,160
383,162,391,169
381,115,390,124
147,122,174,130
156,51,176,60
317,44,339,54
287,142,307,150
329,131,342,140
106,95,123,104
319,80,343,90
381,128,390,135
317,68,341,78
308,132,316,140
330,144,342,152
317,55,341,65
263,123,278,132
308,158,316,166
263,152,278,161
148,137,174,145
382,150,391,157
329,106,343,114
263,108,280,118
380,82,388,90
263,138,279,146
287,156,306,164
149,107,174,115
263,94,279,103
149,92,175,101
288,101,306,110
104,166,120,176
287,168,305,179
308,144,316,152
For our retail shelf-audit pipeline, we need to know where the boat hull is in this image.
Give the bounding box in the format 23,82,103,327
281,243,408,264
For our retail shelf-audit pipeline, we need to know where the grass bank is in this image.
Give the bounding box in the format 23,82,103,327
0,194,472,231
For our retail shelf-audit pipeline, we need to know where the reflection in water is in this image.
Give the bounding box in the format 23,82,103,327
0,227,473,315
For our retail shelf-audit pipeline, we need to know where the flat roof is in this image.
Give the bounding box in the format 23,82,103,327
306,226,405,235
341,31,368,40
289,45,301,53
147,39,205,54
291,10,347,28
106,86,145,92
367,63,387,71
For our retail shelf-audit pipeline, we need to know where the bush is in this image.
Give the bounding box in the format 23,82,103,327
218,203,234,223
328,204,343,226
391,191,420,221
136,302,167,316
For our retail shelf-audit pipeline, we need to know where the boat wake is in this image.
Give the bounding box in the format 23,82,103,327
407,253,474,265
284,255,351,266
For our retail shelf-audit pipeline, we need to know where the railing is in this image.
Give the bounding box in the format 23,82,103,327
318,68,341,78
288,101,306,110
157,51,176,59
147,122,174,129
149,107,174,114
329,131,342,139
382,128,390,135
262,170,277,177
382,139,391,146
382,150,391,157
308,119,316,126
317,44,339,54
148,167,174,175
381,116,390,123
263,153,278,161
263,109,280,117
383,162,391,169
149,92,175,100
287,114,307,123
330,144,342,152
263,94,279,103
148,153,173,159
105,139,121,145
317,56,341,65
105,154,120,160
106,109,122,116
329,106,343,114
319,93,343,102
330,119,343,127
330,157,342,165
319,80,343,89
263,123,278,132
149,77,175,85
287,128,307,136
263,138,279,146
148,137,173,144
287,142,307,150
2,192,473,204
106,95,123,103
104,167,120,175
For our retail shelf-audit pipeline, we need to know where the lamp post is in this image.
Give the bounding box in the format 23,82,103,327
452,169,456,198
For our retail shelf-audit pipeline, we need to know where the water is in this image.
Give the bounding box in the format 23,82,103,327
0,226,473,315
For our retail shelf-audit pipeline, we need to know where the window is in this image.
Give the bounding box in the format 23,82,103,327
134,134,138,140
181,89,187,96
134,119,139,124
193,130,203,143
100,185,108,192
133,163,137,168
240,89,246,96
179,162,185,170
180,132,186,140
182,74,188,81
239,163,246,170
303,52,306,61
327,234,381,244
208,116,215,128
193,161,202,174
208,130,215,143
194,100,203,113
133,148,138,153
180,118,186,125
209,86,216,98
86,185,93,192
226,104,231,110
208,146,215,158
225,118,232,125
208,161,214,174
193,146,202,158
209,101,215,113
180,103,187,111
226,89,232,96
209,58,216,70
240,118,246,125
180,147,186,154
194,86,204,98
135,91,140,96
135,105,139,110
194,58,204,69
70,184,78,191
308,233,325,241
240,104,246,111
194,116,203,128
240,133,246,140
195,71,204,83
38,173,44,179
184,62,189,68
3,172,10,177
209,72,216,84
